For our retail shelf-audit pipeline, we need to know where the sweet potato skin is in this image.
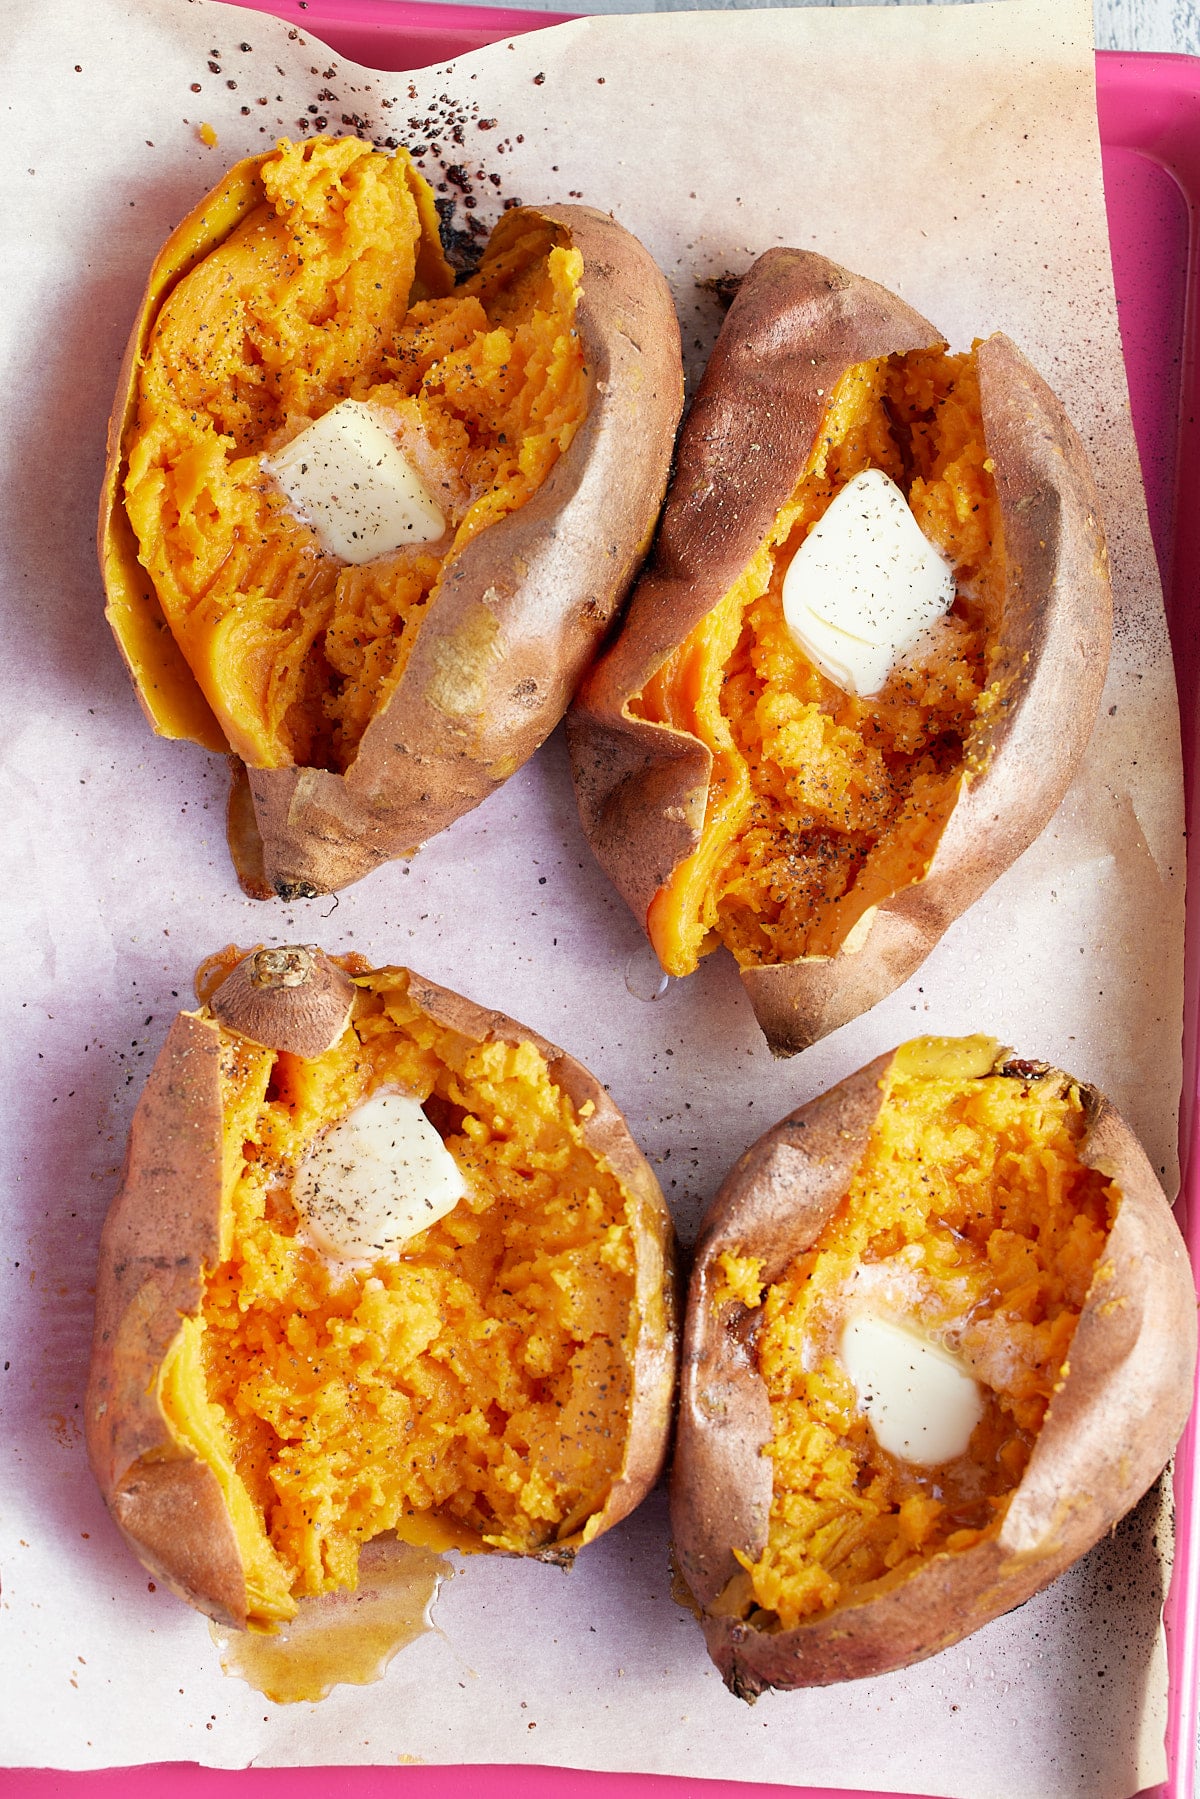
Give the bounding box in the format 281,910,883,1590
670,1049,1197,1694
99,154,684,900
85,954,678,1626
568,250,1113,1053
84,1013,251,1626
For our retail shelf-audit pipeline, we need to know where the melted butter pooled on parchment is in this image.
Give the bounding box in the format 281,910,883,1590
210,1538,450,1704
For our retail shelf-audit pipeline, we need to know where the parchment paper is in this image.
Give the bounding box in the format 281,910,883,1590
0,0,1185,1791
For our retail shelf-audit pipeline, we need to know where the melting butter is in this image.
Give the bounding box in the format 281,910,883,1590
294,1089,467,1263
781,467,955,696
839,1309,984,1465
263,399,446,562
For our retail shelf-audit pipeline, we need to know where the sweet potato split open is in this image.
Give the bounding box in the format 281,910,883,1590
124,136,587,775
709,1039,1113,1632
104,138,684,897
671,1033,1193,1691
153,968,647,1624
568,251,1111,1053
633,347,1002,975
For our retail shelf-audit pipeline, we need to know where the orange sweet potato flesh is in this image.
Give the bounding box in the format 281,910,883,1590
100,137,683,899
86,950,678,1629
670,1038,1197,1694
568,251,1112,1053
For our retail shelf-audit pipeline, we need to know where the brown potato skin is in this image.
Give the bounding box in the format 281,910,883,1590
568,250,1113,1053
670,1051,1198,1695
84,1013,251,1626
100,162,684,899
207,943,357,1057
85,956,679,1626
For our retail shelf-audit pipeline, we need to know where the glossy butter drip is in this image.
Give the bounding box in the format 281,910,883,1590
211,1537,448,1703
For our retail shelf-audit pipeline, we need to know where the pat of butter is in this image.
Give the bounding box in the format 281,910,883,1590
781,468,955,696
263,400,446,563
293,1090,467,1263
839,1309,984,1466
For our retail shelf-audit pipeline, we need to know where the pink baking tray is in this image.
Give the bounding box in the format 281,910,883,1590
16,11,1200,1799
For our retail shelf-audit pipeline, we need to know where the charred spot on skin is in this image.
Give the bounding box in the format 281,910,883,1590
434,197,486,275
999,1058,1052,1080
249,946,318,990
274,879,320,902
722,1301,762,1361
726,1658,762,1704
537,1542,576,1569
698,273,743,310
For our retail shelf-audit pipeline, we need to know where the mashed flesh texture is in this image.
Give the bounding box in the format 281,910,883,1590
125,136,587,773
715,1055,1114,1631
161,976,637,1617
633,348,1002,974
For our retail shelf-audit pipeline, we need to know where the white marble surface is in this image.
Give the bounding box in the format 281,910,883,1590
1100,0,1200,52
409,0,1200,49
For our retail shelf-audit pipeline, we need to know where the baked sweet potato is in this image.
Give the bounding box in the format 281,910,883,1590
100,135,683,899
568,250,1112,1053
86,945,678,1628
671,1036,1196,1694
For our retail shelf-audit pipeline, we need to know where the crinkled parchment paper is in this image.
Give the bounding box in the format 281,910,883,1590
0,0,1184,1791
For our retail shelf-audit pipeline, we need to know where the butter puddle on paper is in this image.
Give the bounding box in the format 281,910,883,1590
210,1537,450,1703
